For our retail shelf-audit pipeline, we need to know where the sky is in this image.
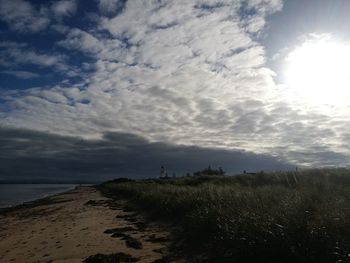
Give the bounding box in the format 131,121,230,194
1,0,350,182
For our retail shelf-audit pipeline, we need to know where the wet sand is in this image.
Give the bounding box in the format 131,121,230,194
0,186,176,263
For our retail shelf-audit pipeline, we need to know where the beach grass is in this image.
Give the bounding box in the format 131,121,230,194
98,169,350,262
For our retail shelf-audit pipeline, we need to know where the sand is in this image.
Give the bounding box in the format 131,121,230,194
0,186,176,263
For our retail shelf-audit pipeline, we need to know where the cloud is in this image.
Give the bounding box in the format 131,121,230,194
97,0,126,16
0,41,74,75
51,0,78,18
5,1,347,167
0,0,50,33
245,0,283,15
1,70,39,79
0,127,293,182
57,28,104,54
1,49,67,71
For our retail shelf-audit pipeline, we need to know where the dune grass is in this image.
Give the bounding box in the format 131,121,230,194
98,169,350,262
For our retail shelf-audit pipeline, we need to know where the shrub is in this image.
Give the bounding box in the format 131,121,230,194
98,169,350,262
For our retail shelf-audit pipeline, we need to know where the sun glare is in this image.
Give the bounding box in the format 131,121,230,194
286,36,350,106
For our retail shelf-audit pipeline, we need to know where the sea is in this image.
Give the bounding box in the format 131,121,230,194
0,184,78,208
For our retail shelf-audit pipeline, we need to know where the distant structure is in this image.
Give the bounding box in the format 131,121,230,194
160,166,165,178
160,166,168,178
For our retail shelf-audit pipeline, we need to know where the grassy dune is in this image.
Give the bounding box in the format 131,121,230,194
98,169,350,263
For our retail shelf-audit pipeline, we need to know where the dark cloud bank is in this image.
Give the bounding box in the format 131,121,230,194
0,127,293,183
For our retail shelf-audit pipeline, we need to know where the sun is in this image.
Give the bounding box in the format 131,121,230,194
286,36,350,106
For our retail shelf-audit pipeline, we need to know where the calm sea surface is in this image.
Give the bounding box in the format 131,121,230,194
0,184,77,208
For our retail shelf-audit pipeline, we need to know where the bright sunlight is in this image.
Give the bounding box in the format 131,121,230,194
286,35,350,106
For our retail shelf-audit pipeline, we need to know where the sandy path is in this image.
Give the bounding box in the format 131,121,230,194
0,186,174,263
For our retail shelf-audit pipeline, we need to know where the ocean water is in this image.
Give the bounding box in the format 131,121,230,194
0,184,77,208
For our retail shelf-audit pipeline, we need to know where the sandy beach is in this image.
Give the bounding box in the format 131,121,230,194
0,186,175,263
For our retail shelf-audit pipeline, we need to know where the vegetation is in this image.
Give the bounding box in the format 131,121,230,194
98,169,350,263
193,165,225,176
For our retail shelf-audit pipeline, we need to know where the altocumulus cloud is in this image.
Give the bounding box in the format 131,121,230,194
51,0,78,19
0,0,349,175
0,0,50,33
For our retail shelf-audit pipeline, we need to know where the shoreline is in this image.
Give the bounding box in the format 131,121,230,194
0,186,79,213
0,186,175,263
0,184,80,210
